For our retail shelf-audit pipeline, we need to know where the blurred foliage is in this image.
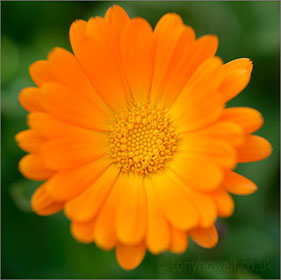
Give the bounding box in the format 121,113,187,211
1,1,280,279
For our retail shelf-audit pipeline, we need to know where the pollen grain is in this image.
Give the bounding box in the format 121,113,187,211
109,103,178,175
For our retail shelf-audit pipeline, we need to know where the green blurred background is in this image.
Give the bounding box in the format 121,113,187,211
1,1,280,278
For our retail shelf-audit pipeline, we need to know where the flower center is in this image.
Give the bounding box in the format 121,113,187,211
109,103,178,176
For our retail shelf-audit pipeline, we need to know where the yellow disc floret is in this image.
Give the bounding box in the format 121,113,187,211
109,103,178,175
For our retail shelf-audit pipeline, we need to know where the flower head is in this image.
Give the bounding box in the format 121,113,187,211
16,5,272,270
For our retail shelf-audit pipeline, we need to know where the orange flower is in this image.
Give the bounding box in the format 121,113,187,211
16,5,272,270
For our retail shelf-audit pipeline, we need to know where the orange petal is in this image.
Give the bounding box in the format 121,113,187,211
47,47,112,117
236,135,272,162
170,227,188,254
41,133,108,170
27,112,58,138
151,173,200,231
121,17,154,103
65,165,120,222
170,57,224,133
72,34,128,112
86,17,129,88
105,5,130,38
154,13,183,32
158,34,219,106
19,154,55,181
15,129,46,153
28,113,109,170
94,174,126,250
161,34,219,107
150,14,188,105
87,16,119,50
189,225,218,248
41,83,111,132
69,19,87,54
186,121,244,147
29,60,56,87
223,170,257,195
211,189,234,217
159,26,195,107
189,34,219,68
179,134,237,169
152,12,195,104
31,184,64,216
18,87,45,112
28,112,101,139
144,178,170,254
116,242,146,271
116,175,147,245
70,219,96,243
169,157,223,191
166,171,217,228
220,58,253,102
45,157,111,201
220,107,263,134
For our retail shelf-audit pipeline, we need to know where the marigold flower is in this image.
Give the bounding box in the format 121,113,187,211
16,5,272,270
